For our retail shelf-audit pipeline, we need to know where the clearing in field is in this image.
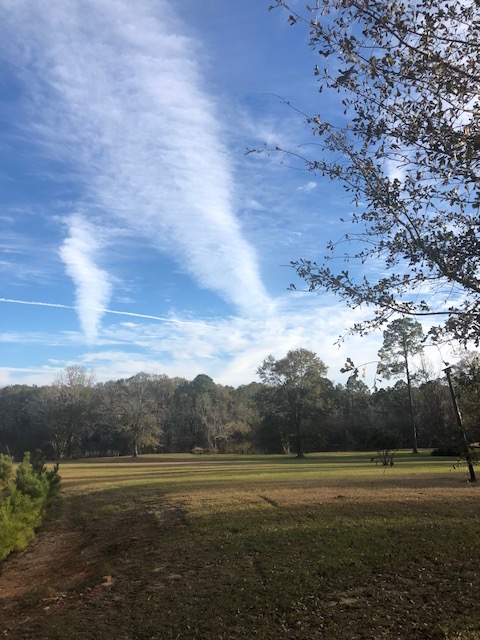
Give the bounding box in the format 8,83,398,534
1,451,479,640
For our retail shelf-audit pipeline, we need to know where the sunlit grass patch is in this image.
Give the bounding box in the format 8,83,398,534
57,449,463,493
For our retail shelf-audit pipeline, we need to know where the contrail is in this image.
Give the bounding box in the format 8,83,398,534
0,298,72,311
0,298,201,327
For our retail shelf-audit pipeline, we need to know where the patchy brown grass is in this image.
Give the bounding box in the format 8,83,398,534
1,452,479,639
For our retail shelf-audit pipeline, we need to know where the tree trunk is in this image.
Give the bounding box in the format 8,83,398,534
295,418,304,458
132,437,139,457
405,358,418,454
65,432,74,459
445,367,476,482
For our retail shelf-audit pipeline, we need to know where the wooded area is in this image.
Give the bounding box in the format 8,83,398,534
1,347,479,461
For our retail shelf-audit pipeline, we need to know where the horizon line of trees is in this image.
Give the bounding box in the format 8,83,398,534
1,344,479,461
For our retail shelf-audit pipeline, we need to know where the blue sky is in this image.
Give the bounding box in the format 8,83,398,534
0,0,456,387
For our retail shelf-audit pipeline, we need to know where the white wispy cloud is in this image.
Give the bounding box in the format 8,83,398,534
79,304,461,388
0,366,62,388
1,0,272,324
59,216,112,343
0,293,382,386
0,294,463,388
75,296,388,387
297,181,317,192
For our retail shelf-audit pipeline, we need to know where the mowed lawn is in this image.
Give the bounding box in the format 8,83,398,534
1,452,480,640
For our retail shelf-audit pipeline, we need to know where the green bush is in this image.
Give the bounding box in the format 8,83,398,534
431,444,460,457
0,454,13,489
0,451,61,562
0,488,44,561
15,452,49,499
28,450,61,503
367,427,402,466
367,427,401,452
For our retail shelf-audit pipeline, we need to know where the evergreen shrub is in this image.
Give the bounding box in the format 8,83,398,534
0,451,61,562
0,454,13,489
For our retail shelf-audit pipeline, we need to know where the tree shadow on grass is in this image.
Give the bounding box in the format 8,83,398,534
1,475,480,639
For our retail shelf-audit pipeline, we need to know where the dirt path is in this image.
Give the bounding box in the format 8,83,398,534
0,527,86,599
0,489,174,636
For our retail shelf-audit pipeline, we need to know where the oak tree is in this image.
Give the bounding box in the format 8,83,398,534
111,373,162,457
269,1,480,342
257,348,330,457
37,366,95,459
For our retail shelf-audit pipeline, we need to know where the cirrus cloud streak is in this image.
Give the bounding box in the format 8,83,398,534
1,0,273,341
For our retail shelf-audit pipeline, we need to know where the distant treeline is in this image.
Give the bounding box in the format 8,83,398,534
1,355,479,460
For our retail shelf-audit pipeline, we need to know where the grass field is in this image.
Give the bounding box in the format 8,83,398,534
1,451,480,639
